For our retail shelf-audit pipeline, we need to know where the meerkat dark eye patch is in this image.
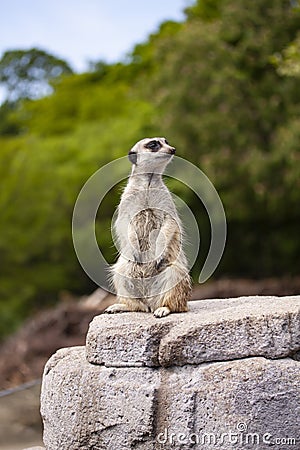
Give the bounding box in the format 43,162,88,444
145,140,162,152
164,139,169,145
128,151,137,164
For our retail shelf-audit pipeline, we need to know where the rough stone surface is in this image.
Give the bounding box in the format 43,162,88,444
86,296,300,367
41,347,300,450
41,296,300,449
41,347,160,450
23,447,45,450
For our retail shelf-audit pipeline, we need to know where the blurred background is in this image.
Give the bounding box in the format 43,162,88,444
0,0,300,448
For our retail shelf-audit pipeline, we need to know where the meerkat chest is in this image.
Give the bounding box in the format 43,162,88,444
120,183,176,217
117,206,165,247
129,207,175,258
135,209,167,255
115,177,181,257
116,187,180,259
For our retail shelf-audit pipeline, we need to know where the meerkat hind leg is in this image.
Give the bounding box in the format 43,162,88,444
105,298,149,314
105,303,132,314
152,271,190,318
153,306,171,318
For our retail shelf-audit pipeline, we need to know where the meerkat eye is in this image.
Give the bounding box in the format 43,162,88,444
164,139,169,145
145,140,162,152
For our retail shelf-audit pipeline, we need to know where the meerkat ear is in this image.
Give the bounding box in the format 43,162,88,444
128,151,137,165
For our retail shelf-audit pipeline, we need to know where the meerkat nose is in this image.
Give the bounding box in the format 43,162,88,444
170,147,176,154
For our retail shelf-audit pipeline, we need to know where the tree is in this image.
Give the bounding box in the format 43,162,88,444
272,32,300,77
0,48,73,102
184,0,223,21
148,0,300,276
2,0,300,339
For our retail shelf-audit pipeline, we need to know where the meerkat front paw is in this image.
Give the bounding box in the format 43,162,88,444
155,257,166,271
153,306,171,318
104,304,130,314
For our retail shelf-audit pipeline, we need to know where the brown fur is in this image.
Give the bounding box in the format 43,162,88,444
105,137,192,318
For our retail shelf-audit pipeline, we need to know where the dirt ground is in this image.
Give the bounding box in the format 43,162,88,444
0,382,43,450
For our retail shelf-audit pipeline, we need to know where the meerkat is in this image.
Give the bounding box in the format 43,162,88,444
105,137,192,318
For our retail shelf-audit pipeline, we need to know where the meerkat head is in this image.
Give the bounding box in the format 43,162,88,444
128,137,176,173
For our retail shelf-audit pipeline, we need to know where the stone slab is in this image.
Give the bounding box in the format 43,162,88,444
86,296,300,367
41,347,300,450
23,447,45,450
41,347,160,450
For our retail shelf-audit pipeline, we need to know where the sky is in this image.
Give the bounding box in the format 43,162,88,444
0,0,187,72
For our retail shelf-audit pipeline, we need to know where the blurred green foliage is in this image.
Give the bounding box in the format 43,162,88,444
272,32,300,77
0,0,300,338
0,48,73,102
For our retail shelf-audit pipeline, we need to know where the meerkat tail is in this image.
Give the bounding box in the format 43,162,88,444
157,270,191,316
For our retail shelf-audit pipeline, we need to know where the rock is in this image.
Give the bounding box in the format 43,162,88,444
86,296,300,367
41,296,300,449
41,347,160,450
23,447,45,450
41,347,300,450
